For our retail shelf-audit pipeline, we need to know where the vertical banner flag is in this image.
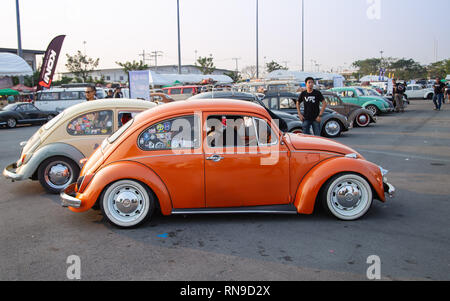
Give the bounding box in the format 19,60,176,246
37,35,66,91
129,70,150,101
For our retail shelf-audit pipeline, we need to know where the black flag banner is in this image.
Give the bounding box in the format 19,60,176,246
37,35,66,91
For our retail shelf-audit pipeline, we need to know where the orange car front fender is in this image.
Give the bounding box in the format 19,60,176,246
294,157,385,215
70,161,173,215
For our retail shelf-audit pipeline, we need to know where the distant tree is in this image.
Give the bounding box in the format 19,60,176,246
352,57,430,80
24,71,40,87
196,56,216,75
427,59,450,79
389,58,427,80
352,58,382,76
241,65,258,79
116,60,149,82
65,51,100,83
52,76,73,86
224,71,242,83
266,60,288,73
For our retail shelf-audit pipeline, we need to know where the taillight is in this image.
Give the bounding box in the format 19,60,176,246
77,174,94,193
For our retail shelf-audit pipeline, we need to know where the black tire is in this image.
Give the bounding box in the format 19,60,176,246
321,173,373,221
322,119,342,138
365,105,380,116
37,156,80,194
6,118,17,129
100,180,155,228
427,94,433,100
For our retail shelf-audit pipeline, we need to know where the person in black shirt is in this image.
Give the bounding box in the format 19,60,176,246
296,77,327,136
432,78,445,111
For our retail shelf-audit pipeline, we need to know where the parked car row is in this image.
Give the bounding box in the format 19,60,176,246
3,95,395,228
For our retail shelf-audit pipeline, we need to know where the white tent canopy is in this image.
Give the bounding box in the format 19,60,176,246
265,70,345,82
0,52,33,77
359,75,389,82
149,71,232,86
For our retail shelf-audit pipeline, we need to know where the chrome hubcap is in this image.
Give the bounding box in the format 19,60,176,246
335,183,362,209
44,161,73,189
358,114,368,125
329,178,370,217
325,121,340,136
108,184,146,223
367,106,377,115
7,119,16,127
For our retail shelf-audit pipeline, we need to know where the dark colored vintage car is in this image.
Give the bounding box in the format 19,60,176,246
189,91,302,134
0,103,59,129
261,92,350,138
321,92,376,127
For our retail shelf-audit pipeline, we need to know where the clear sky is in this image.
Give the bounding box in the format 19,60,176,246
1,0,449,74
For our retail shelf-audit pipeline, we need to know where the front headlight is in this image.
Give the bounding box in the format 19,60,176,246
379,166,389,182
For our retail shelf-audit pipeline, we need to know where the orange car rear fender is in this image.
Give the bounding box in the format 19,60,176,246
294,157,385,214
70,161,173,214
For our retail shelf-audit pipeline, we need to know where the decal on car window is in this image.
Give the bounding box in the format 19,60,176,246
138,115,199,151
67,110,113,136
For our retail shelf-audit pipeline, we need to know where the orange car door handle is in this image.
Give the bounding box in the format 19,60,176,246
206,155,224,162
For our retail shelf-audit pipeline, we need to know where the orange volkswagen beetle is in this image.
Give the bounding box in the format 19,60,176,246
61,99,395,228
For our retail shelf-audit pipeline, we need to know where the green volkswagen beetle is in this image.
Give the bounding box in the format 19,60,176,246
329,87,391,116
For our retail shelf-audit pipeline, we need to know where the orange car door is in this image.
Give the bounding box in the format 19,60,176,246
136,114,205,209
203,113,290,208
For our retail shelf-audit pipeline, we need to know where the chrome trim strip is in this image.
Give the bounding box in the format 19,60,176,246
172,209,298,215
291,150,343,156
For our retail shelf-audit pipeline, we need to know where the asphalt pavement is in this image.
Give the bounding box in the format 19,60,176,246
0,99,449,281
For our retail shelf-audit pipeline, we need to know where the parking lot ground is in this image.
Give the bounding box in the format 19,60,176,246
0,99,449,281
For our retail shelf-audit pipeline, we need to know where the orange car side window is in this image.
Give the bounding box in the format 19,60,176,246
138,115,200,151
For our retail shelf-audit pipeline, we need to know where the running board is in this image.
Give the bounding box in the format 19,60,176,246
171,204,298,215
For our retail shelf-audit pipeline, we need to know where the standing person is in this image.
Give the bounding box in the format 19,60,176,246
445,83,450,104
392,79,406,113
105,90,114,99
296,77,327,136
432,78,445,111
85,86,97,101
114,87,123,98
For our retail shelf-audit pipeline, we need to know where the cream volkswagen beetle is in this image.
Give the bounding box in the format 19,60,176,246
3,99,156,193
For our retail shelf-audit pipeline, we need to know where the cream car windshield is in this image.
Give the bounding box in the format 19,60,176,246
107,118,134,144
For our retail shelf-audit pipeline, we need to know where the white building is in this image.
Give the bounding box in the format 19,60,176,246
62,65,234,84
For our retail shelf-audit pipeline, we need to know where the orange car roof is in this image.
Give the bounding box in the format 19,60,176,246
134,99,269,124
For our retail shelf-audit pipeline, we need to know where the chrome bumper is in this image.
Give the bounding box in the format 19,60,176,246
384,182,395,198
3,163,24,181
60,183,81,208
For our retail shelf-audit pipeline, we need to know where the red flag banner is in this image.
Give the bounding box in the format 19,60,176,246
37,35,66,91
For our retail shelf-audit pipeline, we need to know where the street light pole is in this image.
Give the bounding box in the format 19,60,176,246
177,0,182,74
302,0,305,72
16,0,24,84
256,0,259,79
15,0,23,59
